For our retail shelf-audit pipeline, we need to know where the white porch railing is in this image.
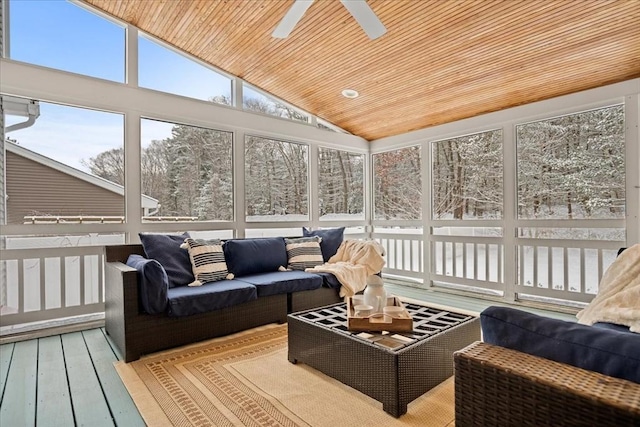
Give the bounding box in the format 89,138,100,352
374,222,625,309
515,239,620,305
0,224,625,334
431,236,504,295
1,246,105,329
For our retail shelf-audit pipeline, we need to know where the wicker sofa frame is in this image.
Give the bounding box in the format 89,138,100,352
454,341,640,426
105,244,341,362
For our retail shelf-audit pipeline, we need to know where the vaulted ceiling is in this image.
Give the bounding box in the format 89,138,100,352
83,0,640,141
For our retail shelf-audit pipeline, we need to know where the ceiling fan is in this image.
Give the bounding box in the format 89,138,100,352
272,0,387,40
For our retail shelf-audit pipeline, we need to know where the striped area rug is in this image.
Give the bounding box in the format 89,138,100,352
115,324,455,426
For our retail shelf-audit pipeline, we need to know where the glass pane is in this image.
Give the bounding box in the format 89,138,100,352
517,105,625,219
189,230,234,240
318,122,337,132
318,148,364,220
140,119,234,221
373,146,422,220
138,35,232,104
517,227,625,241
245,228,301,238
432,227,502,237
432,130,503,219
4,98,124,224
245,136,308,221
243,85,308,123
9,0,125,82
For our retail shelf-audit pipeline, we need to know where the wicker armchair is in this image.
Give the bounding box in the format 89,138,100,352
454,341,640,426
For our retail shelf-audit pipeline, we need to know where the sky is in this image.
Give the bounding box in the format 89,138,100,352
4,0,233,171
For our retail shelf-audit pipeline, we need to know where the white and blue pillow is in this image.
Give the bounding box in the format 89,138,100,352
285,236,324,271
180,238,233,286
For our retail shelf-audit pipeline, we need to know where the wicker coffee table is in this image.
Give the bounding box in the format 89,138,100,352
287,301,480,417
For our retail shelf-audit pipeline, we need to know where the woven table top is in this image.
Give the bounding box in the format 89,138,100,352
289,302,477,352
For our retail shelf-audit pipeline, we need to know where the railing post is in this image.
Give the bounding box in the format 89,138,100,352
502,123,518,303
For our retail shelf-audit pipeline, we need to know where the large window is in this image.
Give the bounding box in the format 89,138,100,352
138,34,232,105
243,85,308,123
373,146,421,220
432,130,503,220
140,119,234,221
517,105,625,220
245,136,308,221
2,97,125,316
516,105,625,300
318,148,364,220
4,98,125,224
8,0,125,82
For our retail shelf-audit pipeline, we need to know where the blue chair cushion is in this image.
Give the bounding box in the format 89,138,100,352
139,232,194,288
235,271,323,297
481,306,640,383
303,227,345,262
593,321,632,333
126,254,168,315
166,280,257,317
315,272,342,289
223,237,288,277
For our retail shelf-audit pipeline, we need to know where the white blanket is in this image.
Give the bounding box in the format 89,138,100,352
576,243,640,333
306,239,386,297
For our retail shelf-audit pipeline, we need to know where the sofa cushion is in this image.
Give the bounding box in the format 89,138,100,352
223,237,287,277
180,238,232,285
314,272,342,289
593,321,632,333
303,227,345,262
235,271,323,297
139,232,194,288
481,306,640,383
126,254,168,315
166,280,257,317
285,236,324,270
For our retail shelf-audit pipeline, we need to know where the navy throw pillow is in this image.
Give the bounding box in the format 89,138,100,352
126,254,169,314
223,237,287,277
302,227,345,262
481,306,640,383
139,232,194,288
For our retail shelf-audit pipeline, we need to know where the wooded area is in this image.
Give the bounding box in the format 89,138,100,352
432,130,502,220
373,146,422,220
517,105,625,219
83,104,624,223
83,99,363,220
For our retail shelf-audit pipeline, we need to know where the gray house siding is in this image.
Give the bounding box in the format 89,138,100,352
6,151,125,224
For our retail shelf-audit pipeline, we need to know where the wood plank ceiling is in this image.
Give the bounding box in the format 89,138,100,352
83,0,640,141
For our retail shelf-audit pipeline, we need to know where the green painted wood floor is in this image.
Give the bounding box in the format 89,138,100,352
0,328,144,427
0,287,576,426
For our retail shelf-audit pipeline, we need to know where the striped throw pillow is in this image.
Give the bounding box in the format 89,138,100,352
180,238,233,286
285,236,324,271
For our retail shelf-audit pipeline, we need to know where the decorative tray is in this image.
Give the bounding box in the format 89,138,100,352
346,296,413,332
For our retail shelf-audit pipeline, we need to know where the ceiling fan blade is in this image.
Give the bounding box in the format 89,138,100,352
340,0,386,40
272,0,315,38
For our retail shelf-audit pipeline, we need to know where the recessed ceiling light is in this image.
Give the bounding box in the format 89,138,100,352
341,89,359,99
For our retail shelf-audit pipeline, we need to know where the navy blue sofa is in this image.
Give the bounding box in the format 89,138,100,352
104,236,342,362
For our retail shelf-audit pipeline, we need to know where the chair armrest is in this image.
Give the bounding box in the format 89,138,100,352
105,261,140,316
105,260,142,360
454,341,640,426
107,260,136,274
